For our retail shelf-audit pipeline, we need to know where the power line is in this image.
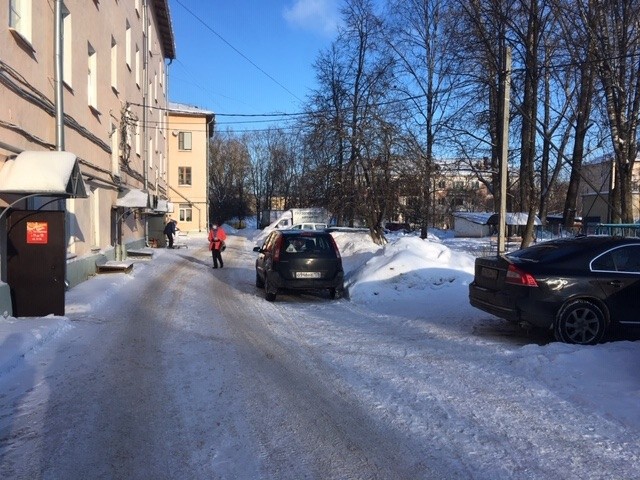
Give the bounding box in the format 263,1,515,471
173,0,304,104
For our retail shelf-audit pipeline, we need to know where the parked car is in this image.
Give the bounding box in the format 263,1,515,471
468,235,640,345
290,223,328,230
385,222,411,233
253,230,345,301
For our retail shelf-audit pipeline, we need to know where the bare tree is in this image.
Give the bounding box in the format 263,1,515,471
588,0,640,223
306,0,396,243
449,0,516,215
385,0,460,238
208,131,251,224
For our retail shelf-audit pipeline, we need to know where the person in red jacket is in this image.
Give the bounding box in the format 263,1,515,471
208,224,227,268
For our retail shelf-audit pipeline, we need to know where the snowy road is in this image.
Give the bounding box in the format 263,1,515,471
1,232,639,479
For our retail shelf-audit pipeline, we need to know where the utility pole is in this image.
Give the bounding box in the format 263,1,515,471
498,47,511,256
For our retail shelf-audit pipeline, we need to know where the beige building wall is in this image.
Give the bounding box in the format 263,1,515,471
0,0,175,285
167,106,214,233
581,158,640,223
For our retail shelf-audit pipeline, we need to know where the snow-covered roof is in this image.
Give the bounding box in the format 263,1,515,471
453,211,541,226
452,212,493,224
168,102,215,116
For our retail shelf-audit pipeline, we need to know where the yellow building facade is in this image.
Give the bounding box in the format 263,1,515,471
167,104,214,233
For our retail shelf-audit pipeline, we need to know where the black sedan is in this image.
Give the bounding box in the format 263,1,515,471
468,235,640,345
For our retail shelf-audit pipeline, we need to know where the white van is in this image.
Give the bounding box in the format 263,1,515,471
290,223,328,231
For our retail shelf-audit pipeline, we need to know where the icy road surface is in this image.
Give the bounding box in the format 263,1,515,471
0,233,638,479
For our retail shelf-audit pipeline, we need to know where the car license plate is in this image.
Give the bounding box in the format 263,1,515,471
481,267,498,280
296,271,321,279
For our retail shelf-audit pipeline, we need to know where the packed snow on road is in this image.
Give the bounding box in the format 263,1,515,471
0,228,638,479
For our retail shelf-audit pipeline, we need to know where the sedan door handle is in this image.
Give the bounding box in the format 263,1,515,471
608,280,623,287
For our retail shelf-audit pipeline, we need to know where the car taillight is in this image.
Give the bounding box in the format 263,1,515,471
273,235,283,262
505,264,538,286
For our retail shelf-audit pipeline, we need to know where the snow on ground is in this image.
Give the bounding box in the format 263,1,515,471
1,227,639,451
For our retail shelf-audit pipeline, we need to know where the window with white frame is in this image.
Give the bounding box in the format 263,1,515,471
110,36,118,91
135,45,140,87
135,122,141,156
178,131,192,151
9,0,32,44
148,18,153,56
148,80,153,111
110,120,120,176
125,20,131,69
62,3,72,87
178,167,192,186
87,42,98,109
179,203,192,222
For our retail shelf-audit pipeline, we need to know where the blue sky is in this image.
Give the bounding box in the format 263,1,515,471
168,0,340,133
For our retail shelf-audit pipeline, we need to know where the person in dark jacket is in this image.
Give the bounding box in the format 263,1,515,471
208,224,227,268
163,219,177,248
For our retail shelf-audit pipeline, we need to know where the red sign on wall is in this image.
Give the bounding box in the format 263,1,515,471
26,222,48,244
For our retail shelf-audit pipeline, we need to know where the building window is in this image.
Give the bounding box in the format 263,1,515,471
62,4,72,87
178,167,192,186
87,42,98,109
9,0,32,44
178,131,192,151
179,203,192,222
135,45,140,87
148,138,153,169
110,36,118,91
125,20,131,69
147,18,153,57
135,122,141,156
110,121,120,176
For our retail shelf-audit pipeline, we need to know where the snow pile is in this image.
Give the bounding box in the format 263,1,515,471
339,235,476,319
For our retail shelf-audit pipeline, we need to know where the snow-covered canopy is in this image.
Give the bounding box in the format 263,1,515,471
0,151,87,198
115,188,151,208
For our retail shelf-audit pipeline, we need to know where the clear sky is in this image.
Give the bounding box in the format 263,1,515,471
168,0,341,133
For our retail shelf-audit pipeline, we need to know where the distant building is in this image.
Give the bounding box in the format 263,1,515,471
580,156,640,223
393,158,495,229
166,103,215,235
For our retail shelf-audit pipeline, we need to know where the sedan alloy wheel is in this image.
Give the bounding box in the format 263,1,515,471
555,300,607,345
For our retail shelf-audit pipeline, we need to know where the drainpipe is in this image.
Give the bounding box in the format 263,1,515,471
206,115,215,230
54,0,64,151
142,0,149,245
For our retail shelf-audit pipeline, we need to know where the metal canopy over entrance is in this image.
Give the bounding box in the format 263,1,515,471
115,188,151,208
154,199,170,213
0,151,87,198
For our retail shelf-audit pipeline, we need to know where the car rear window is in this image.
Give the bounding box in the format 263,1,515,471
281,234,335,256
507,241,584,263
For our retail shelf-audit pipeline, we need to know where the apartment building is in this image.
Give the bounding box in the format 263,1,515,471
580,156,640,224
394,159,494,229
166,103,214,235
0,0,175,314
